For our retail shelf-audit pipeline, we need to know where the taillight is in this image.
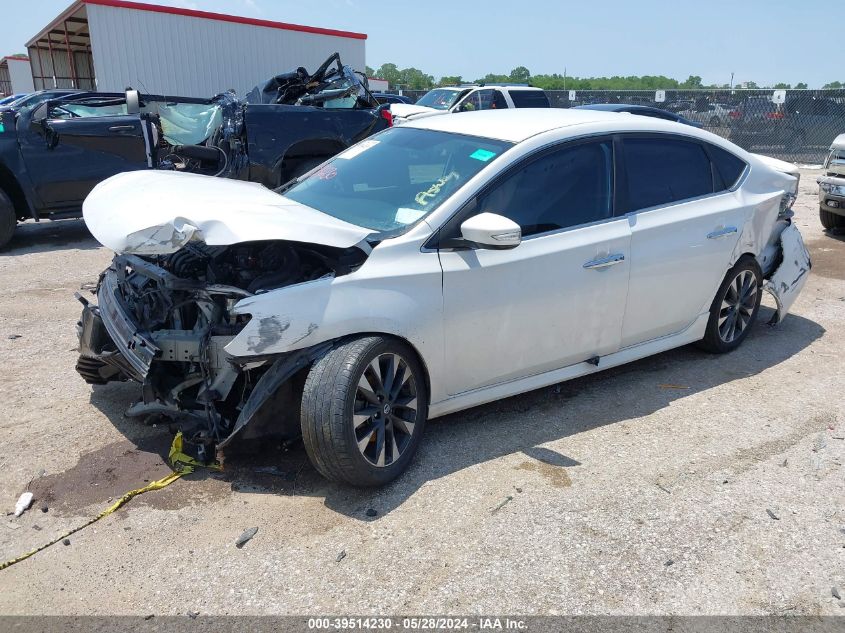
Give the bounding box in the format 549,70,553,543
380,107,393,126
765,111,785,120
729,110,741,119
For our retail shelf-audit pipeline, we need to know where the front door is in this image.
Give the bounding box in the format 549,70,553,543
19,101,153,209
438,139,632,395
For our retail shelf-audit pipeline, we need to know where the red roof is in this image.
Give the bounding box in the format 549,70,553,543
83,0,367,40
2,55,29,62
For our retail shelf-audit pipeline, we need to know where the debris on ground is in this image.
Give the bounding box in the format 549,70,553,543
336,550,347,563
658,384,690,390
253,466,296,480
491,495,513,513
40,505,48,513
187,611,199,619
235,527,258,548
833,586,841,600
7,334,21,340
365,508,378,518
14,492,33,517
766,508,781,521
62,539,70,546
664,559,674,567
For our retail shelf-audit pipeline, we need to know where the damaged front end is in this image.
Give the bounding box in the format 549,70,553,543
76,239,367,460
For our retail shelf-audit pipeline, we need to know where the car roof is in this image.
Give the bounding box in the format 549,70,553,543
401,107,667,143
575,103,666,113
832,133,845,151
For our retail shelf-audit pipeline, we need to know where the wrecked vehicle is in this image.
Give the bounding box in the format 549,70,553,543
818,133,845,230
0,53,390,248
76,109,810,487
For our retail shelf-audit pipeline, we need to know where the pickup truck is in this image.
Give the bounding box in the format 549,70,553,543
0,53,390,248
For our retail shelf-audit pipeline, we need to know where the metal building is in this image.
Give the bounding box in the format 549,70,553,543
0,56,35,96
25,0,367,98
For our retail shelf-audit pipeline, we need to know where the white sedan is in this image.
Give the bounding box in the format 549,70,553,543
77,109,810,486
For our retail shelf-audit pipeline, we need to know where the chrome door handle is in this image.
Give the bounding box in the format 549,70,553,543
583,253,625,269
707,226,738,239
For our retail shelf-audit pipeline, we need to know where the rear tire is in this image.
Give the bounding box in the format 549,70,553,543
820,207,845,231
300,336,428,487
698,256,763,354
0,189,16,250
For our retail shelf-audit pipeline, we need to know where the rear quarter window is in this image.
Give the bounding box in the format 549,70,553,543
508,90,550,108
707,144,747,190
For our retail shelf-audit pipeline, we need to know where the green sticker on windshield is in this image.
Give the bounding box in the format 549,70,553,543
0,122,4,133
470,148,496,162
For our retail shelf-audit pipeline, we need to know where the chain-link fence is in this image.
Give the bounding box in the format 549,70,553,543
391,88,845,164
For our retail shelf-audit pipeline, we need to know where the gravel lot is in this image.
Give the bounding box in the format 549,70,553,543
0,168,842,616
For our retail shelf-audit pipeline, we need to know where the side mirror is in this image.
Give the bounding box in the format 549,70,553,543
459,212,521,250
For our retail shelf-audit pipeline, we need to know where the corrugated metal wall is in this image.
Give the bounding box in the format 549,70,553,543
86,4,366,98
27,46,95,90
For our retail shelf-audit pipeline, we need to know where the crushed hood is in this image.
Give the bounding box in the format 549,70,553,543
83,171,374,255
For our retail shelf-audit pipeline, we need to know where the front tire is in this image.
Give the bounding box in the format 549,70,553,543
820,207,845,231
698,257,763,353
301,336,428,487
0,189,17,250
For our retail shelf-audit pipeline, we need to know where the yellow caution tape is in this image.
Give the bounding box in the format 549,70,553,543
0,432,219,572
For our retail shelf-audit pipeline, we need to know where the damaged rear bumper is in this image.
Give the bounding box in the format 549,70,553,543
763,223,811,325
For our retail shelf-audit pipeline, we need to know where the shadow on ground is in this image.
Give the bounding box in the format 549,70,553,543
49,306,823,521
1,219,99,256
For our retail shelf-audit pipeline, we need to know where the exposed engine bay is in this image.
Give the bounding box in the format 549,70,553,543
76,240,368,461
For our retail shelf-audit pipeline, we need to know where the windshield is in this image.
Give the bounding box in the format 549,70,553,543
282,127,512,234
415,89,464,111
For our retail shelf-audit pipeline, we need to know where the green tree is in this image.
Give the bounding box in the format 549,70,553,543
773,82,791,89
679,75,703,89
365,65,375,77
794,82,808,89
398,67,435,90
375,63,401,88
509,66,531,83
823,81,843,89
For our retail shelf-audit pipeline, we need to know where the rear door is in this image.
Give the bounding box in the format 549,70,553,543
18,100,153,208
619,134,749,347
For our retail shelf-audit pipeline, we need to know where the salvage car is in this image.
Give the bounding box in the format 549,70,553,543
0,53,390,248
818,133,845,230
75,109,810,486
390,85,549,123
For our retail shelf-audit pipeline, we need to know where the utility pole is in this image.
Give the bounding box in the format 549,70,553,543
729,72,734,90
563,67,567,92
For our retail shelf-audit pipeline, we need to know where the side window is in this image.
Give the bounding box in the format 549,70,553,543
707,144,747,190
623,137,713,211
478,141,613,236
492,90,507,109
476,89,497,110
457,92,481,112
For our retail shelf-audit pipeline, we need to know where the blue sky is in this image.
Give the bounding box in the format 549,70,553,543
4,0,834,87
